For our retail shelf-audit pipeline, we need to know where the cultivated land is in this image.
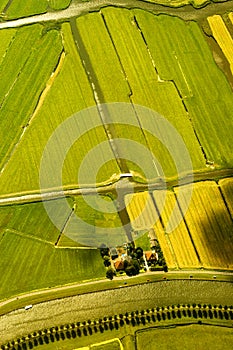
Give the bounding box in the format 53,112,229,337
126,181,233,270
136,324,233,350
0,0,233,348
207,14,233,75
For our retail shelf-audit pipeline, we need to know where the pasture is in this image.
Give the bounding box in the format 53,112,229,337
136,324,233,350
135,11,233,168
0,22,119,195
0,230,105,300
1,0,71,19
0,25,63,171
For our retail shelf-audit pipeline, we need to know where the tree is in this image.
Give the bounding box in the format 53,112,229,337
103,255,111,267
106,267,115,280
132,258,140,274
125,265,137,276
135,247,143,259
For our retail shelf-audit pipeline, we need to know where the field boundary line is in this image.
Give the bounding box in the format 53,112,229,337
5,228,54,246
0,50,65,176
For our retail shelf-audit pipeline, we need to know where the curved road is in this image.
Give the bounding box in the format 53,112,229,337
0,277,232,345
0,0,233,30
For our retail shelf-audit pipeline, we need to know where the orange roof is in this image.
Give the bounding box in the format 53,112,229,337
114,260,124,270
145,251,157,261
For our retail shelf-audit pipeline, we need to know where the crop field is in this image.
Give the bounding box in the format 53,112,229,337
64,194,127,247
207,15,233,75
125,191,178,268
135,11,233,168
126,181,233,270
0,22,120,195
0,229,105,300
1,9,233,196
102,8,206,177
174,181,233,270
153,190,201,269
219,177,233,218
136,324,233,350
0,25,63,171
1,0,72,19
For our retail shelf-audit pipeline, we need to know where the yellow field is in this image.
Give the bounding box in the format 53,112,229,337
207,15,233,75
153,190,201,269
219,177,233,219
175,181,233,270
229,12,233,25
125,180,233,270
125,191,177,268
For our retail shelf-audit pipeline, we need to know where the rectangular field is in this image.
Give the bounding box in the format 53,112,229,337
0,22,120,196
0,25,63,170
136,325,233,350
0,230,105,300
207,15,233,75
125,191,177,268
135,11,233,168
102,8,206,177
5,0,48,19
153,190,201,269
219,177,233,219
175,181,233,269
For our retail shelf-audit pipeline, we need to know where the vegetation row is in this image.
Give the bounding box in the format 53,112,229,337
2,304,233,349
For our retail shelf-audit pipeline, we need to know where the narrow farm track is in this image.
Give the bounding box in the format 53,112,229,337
0,169,232,206
0,0,233,30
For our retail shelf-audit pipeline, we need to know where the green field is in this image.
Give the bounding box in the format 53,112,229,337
1,0,72,19
0,229,105,300
135,11,233,168
63,195,127,247
0,22,120,196
136,324,233,349
102,8,206,177
0,25,63,170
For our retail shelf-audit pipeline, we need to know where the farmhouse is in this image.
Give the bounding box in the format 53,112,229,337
145,251,158,264
114,259,125,271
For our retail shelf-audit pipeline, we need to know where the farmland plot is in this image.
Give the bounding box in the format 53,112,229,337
125,191,177,268
0,25,63,170
219,177,233,218
3,0,71,19
102,8,206,177
63,194,127,247
175,181,233,269
207,15,233,75
5,0,48,19
0,230,105,300
135,11,233,168
0,28,16,66
0,23,120,195
153,190,201,268
0,200,72,243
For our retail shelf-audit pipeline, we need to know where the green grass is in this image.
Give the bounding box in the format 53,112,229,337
49,0,72,10
102,8,206,178
0,25,63,170
63,195,127,247
135,11,233,168
6,0,48,19
0,28,16,66
76,12,130,103
0,230,105,300
0,22,120,196
136,324,233,350
0,200,72,243
135,231,151,251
